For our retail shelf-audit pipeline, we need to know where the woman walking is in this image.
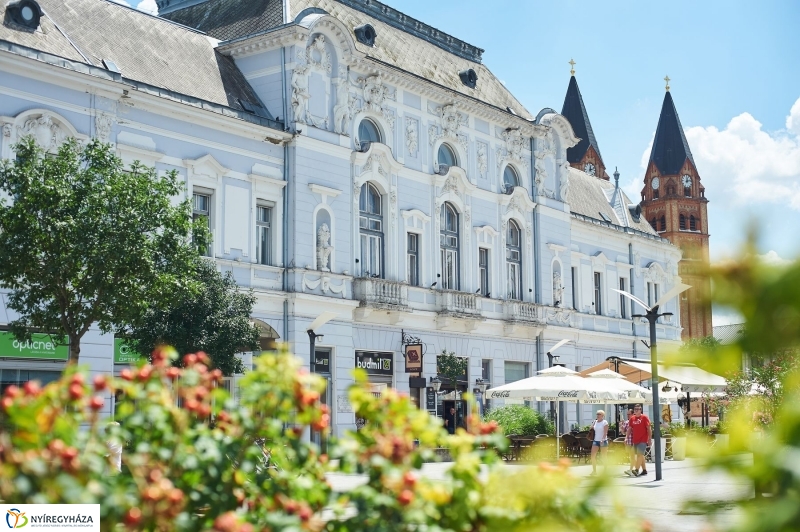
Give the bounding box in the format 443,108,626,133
590,410,609,475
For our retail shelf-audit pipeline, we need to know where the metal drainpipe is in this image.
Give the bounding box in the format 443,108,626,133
630,242,637,359
281,46,290,343
530,137,541,304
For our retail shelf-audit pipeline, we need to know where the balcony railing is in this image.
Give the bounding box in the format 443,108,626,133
503,300,543,324
353,278,408,308
437,290,482,316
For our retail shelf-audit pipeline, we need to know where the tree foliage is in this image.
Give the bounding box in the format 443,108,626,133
123,258,260,375
483,404,554,436
0,347,643,531
0,138,207,362
437,350,468,389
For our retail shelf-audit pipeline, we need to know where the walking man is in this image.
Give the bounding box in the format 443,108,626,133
628,404,652,476
622,408,636,476
444,406,457,435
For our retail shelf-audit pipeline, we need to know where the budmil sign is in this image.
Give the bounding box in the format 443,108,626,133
0,331,68,360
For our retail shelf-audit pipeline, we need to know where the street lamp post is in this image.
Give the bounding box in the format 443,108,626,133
545,339,571,432
614,283,691,482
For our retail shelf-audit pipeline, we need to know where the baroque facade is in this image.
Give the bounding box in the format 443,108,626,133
0,0,686,434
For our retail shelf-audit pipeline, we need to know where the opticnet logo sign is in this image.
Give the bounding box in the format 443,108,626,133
12,339,55,352
5,508,28,528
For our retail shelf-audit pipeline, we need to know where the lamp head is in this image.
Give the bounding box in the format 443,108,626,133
475,378,488,393
430,376,442,392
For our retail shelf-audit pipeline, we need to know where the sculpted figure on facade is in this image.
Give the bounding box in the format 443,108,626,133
95,112,115,143
316,223,333,271
476,142,488,176
553,271,564,307
534,158,547,197
2,123,11,137
306,35,332,74
405,117,418,155
559,165,570,202
333,73,354,135
291,64,311,125
429,103,467,151
361,73,388,113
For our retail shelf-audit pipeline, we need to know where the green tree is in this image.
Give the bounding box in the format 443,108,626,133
124,258,261,375
0,138,207,363
437,350,468,390
483,404,553,436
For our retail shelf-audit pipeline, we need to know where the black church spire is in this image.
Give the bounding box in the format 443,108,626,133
648,90,696,175
561,75,604,167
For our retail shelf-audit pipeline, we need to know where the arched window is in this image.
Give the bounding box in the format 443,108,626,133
359,183,383,277
437,143,457,169
689,215,697,231
506,220,522,300
679,214,687,231
503,165,519,191
358,119,382,145
659,215,666,232
650,218,657,231
440,202,459,290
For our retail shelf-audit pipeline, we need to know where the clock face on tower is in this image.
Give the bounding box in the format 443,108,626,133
651,177,660,190
682,174,692,187
584,162,596,176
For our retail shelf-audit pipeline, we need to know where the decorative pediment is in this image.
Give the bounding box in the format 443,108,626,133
184,154,227,178
537,113,580,150
644,261,667,283
7,110,84,152
434,165,475,201
499,186,536,216
429,103,468,152
305,34,332,73
401,209,430,230
352,142,400,204
591,252,613,269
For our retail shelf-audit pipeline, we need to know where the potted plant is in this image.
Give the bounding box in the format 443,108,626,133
667,421,688,461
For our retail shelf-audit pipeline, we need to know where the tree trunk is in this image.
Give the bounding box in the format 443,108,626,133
69,335,81,364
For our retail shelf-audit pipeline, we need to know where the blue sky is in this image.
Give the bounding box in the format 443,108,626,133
385,0,800,265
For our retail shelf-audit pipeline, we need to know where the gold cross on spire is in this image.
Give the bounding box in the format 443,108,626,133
569,59,576,76
664,75,671,91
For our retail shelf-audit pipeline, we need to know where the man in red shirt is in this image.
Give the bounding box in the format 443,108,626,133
628,404,652,476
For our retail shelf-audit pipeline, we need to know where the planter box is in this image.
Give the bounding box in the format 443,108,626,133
671,437,686,461
715,434,729,450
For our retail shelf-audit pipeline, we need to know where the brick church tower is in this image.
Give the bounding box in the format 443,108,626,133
561,63,609,180
640,80,712,339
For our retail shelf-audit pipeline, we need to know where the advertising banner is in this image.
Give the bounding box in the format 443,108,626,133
0,332,68,360
114,338,143,365
355,351,393,377
404,344,422,373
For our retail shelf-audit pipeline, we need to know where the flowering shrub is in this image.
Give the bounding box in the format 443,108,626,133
0,345,641,531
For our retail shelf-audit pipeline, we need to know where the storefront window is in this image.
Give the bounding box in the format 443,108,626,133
0,369,61,394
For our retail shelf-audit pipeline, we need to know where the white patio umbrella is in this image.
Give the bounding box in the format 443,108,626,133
584,369,652,403
486,366,623,458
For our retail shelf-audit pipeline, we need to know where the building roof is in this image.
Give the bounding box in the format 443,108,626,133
566,168,658,235
648,91,696,175
161,0,533,120
561,75,603,166
0,0,276,123
713,324,745,345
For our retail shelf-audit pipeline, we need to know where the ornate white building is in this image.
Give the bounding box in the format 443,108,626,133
0,0,682,433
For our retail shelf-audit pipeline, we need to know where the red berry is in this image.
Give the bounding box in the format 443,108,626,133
89,396,104,411
197,404,211,418
70,373,85,386
183,354,197,367
301,391,320,406
120,369,133,381
61,447,79,461
124,508,142,526
398,489,414,506
213,512,237,532
167,488,184,504
298,506,312,521
3,385,20,399
92,375,108,392
166,367,180,380
197,352,210,366
1,397,13,411
69,383,84,401
403,471,417,487
23,380,41,396
185,399,199,412
137,366,152,381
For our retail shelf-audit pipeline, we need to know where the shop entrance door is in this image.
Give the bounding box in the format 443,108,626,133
443,399,467,433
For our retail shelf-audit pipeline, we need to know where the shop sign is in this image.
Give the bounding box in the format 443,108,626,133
0,331,68,360
404,344,422,373
426,387,437,411
355,351,393,377
313,349,331,374
114,338,144,365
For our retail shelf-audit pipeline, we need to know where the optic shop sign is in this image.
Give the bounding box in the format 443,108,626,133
114,338,144,365
0,332,68,360
355,351,393,377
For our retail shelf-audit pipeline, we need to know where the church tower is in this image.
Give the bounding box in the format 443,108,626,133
561,60,608,180
641,79,712,339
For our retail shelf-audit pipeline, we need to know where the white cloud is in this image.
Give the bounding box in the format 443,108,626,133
756,250,794,266
644,97,800,210
136,0,158,15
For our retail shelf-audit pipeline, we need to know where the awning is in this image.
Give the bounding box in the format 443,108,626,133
579,357,727,394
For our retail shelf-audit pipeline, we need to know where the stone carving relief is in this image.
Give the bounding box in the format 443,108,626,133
666,260,678,284
535,129,555,159
305,35,332,74
16,113,68,151
476,142,488,176
534,158,548,197
405,117,418,156
316,223,333,271
559,164,570,201
302,272,345,297
496,128,528,176
428,103,468,151
358,72,396,130
2,123,11,137
644,262,667,284
94,112,115,143
546,307,575,327
633,251,642,278
291,64,311,125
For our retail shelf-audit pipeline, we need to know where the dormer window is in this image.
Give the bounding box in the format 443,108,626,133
7,0,42,29
354,24,377,46
437,143,457,169
458,68,478,89
502,165,519,191
358,119,382,146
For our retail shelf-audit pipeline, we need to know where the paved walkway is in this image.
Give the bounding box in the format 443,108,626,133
326,457,752,531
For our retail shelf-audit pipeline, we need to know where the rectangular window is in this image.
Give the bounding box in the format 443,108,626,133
646,282,653,307
571,267,577,309
407,233,419,286
441,248,458,290
619,278,628,319
361,233,382,277
256,204,273,266
193,192,211,257
593,272,602,315
504,361,529,384
479,248,489,296
482,359,491,381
